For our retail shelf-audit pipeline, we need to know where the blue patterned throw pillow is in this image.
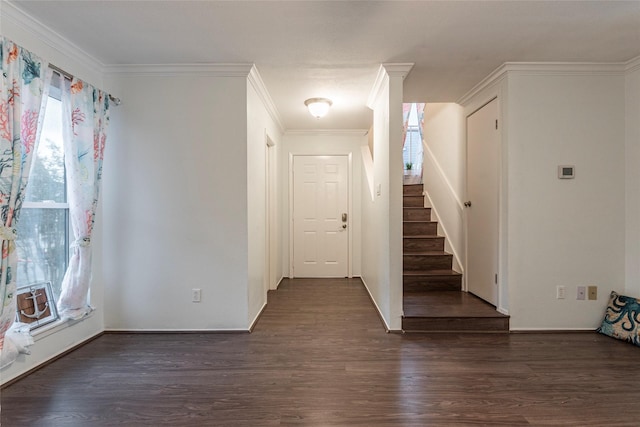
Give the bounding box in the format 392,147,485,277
597,291,640,346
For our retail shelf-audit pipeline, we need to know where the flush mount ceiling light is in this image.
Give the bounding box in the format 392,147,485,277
304,98,332,119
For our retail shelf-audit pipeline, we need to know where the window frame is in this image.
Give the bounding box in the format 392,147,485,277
17,74,72,305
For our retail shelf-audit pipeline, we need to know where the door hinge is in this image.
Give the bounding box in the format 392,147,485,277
495,274,498,284
495,119,498,130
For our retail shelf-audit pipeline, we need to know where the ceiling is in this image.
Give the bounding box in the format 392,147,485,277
8,1,640,131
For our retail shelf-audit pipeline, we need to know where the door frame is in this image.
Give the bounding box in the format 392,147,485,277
265,133,276,291
463,89,508,315
288,153,353,279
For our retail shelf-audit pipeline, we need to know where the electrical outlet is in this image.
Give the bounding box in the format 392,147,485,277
192,288,201,303
588,285,597,300
556,286,566,299
577,286,586,300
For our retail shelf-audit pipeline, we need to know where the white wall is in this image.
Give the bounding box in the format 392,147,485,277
280,131,366,279
362,78,391,326
361,65,407,331
422,103,465,272
102,71,251,330
246,75,282,326
1,3,105,384
625,59,640,298
506,72,626,329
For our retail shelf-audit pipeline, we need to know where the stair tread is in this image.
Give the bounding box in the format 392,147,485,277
403,292,509,319
403,220,437,224
404,251,451,256
403,269,462,276
404,235,443,239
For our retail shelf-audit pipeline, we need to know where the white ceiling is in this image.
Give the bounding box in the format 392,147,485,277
8,0,640,131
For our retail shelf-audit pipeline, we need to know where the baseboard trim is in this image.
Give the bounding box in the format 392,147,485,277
249,302,267,332
104,329,250,334
1,331,104,389
359,277,393,333
510,328,596,333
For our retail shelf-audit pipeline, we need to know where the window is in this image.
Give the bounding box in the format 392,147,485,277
403,103,423,171
16,88,72,301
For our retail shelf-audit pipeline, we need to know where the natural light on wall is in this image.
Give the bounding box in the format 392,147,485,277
403,103,425,183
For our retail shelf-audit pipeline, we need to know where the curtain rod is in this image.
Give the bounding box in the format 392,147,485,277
49,64,121,106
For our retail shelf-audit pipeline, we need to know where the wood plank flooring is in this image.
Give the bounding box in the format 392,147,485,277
3,278,640,426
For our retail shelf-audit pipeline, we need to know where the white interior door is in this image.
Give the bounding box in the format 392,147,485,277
292,155,348,277
466,98,499,306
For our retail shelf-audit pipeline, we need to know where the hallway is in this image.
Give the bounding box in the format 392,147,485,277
3,278,640,425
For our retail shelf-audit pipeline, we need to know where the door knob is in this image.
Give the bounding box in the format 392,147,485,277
464,201,472,207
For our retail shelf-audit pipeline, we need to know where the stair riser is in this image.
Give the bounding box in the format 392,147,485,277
403,196,424,207
403,208,431,221
403,275,462,292
404,238,444,252
402,317,509,332
404,254,452,271
403,222,438,236
403,185,424,196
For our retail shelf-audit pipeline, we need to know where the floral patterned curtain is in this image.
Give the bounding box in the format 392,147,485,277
0,37,51,365
57,76,109,320
402,103,411,148
416,103,425,143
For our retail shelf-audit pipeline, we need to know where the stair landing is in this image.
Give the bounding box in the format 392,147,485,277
403,291,510,333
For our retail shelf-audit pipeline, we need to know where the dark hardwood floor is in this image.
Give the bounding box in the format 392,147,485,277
2,278,640,426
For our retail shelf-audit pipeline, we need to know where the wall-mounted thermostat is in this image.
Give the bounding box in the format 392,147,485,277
558,165,575,179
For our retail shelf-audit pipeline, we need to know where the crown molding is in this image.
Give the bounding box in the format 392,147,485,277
103,63,254,77
248,65,285,134
367,63,414,109
285,129,368,137
458,61,629,105
3,1,104,77
626,55,640,73
382,63,415,78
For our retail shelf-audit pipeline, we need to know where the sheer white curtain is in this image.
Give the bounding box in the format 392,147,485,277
57,76,110,320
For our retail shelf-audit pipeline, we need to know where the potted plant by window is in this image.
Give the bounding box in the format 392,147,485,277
404,162,413,176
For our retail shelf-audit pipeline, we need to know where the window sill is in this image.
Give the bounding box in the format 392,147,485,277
31,312,95,342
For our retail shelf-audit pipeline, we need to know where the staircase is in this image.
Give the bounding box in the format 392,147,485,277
402,183,509,332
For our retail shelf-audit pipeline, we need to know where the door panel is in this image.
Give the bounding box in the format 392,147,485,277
293,155,348,277
467,98,499,306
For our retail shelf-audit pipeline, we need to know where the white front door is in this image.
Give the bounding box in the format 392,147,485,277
466,98,499,306
292,155,349,277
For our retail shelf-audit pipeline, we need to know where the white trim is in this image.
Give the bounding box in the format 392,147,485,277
288,153,294,278
367,65,388,109
103,63,254,77
423,190,464,277
285,129,368,137
626,55,640,73
367,63,414,109
359,277,393,332
31,312,94,341
497,307,509,316
383,62,415,78
22,201,69,209
510,327,595,332
248,66,285,134
104,328,250,333
423,142,464,210
4,1,104,78
458,61,628,105
348,152,353,279
249,302,267,331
